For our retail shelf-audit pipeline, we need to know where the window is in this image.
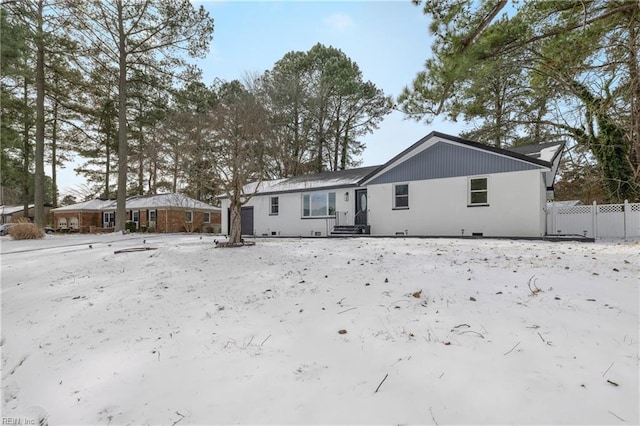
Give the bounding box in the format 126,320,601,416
203,212,211,223
148,210,156,222
185,211,193,223
132,210,139,223
302,192,336,217
270,197,279,215
394,184,409,209
103,212,114,227
469,177,488,205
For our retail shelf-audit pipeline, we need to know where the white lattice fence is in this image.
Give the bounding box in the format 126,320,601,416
546,201,640,238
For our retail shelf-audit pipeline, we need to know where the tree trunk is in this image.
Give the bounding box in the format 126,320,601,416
22,75,30,218
105,132,111,198
340,123,350,170
116,0,128,231
628,19,640,178
34,0,45,227
137,120,144,195
137,142,144,195
229,198,242,243
172,160,178,193
332,100,341,171
51,96,59,208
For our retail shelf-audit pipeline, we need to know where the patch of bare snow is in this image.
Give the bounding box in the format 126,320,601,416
1,235,638,424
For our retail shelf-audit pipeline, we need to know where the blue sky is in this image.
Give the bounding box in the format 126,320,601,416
194,0,468,166
60,1,469,194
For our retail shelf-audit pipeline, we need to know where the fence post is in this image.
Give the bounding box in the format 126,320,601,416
592,201,598,239
624,199,629,239
551,202,556,235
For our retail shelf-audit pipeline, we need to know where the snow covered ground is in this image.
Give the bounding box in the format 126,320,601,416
1,233,638,425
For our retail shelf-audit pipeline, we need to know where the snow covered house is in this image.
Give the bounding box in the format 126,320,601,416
220,132,564,238
1,204,54,225
52,193,221,233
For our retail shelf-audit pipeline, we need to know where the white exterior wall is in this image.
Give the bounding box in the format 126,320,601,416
367,170,546,237
221,187,357,237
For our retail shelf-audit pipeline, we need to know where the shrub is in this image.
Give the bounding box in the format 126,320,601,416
125,221,137,233
9,219,45,240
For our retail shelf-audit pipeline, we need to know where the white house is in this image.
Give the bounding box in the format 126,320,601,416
220,132,564,238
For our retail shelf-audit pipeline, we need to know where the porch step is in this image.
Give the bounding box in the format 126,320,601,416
330,225,370,236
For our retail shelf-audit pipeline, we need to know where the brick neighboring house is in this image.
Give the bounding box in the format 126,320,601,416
51,193,221,233
1,204,54,225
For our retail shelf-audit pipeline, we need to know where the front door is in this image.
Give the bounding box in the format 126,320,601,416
355,189,367,225
241,206,254,235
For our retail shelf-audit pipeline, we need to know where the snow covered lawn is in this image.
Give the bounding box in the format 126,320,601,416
1,234,638,424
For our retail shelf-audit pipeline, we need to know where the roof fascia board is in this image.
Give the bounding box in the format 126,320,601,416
545,141,566,188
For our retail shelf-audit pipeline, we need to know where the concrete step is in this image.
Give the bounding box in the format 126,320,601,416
330,225,365,236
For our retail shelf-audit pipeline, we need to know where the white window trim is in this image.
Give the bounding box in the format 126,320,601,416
393,183,409,210
302,192,336,218
270,196,279,216
468,177,489,207
203,212,211,223
185,210,193,223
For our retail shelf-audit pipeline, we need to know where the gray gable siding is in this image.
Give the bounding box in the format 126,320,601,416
367,142,544,185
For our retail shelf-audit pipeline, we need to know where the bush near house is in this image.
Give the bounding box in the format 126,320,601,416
8,219,45,240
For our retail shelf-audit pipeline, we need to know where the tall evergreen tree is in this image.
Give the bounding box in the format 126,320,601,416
260,44,392,175
69,0,214,230
400,0,640,202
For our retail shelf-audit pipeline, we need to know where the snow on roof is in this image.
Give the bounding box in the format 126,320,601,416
1,205,35,215
120,193,220,210
508,142,564,162
239,166,381,197
549,200,584,207
51,199,114,212
52,193,219,212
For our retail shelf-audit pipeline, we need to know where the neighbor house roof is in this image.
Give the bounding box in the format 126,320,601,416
1,204,35,216
51,199,114,212
549,200,584,207
105,193,220,211
52,193,219,212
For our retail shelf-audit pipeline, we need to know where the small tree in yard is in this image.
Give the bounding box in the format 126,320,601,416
164,193,200,233
208,80,268,244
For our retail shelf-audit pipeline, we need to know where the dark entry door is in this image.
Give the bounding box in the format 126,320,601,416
227,206,254,235
241,206,254,235
355,189,367,225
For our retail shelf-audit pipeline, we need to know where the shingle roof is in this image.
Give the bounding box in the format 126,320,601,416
237,165,381,197
52,193,219,212
51,199,114,212
507,142,564,162
115,193,220,210
1,204,35,215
